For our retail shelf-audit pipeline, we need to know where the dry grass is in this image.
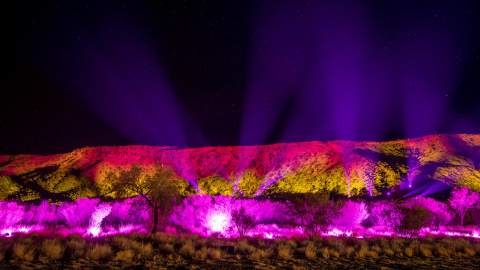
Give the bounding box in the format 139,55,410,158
237,239,255,254
114,249,135,262
435,245,450,257
320,247,330,258
160,242,175,253
86,244,112,261
2,234,480,264
138,242,153,259
179,240,196,257
66,236,86,258
404,246,414,257
356,245,369,258
463,247,476,256
194,246,208,260
419,244,432,257
277,244,293,260
383,247,394,256
249,248,266,260
208,248,222,259
0,248,4,263
13,241,36,262
304,242,316,259
344,246,355,257
41,239,64,260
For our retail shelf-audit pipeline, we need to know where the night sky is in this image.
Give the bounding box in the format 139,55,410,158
8,0,480,154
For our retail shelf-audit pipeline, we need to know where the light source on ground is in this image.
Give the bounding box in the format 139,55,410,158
206,210,231,234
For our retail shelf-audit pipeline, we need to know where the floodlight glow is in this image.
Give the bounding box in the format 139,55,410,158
206,210,231,234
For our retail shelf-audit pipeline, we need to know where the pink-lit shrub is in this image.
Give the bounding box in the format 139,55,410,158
87,203,112,237
59,198,100,227
0,202,24,229
232,207,256,236
23,201,58,225
332,201,368,230
104,197,150,226
449,187,480,226
170,195,291,236
1,193,480,239
398,206,433,233
402,197,453,226
363,201,402,229
290,194,337,234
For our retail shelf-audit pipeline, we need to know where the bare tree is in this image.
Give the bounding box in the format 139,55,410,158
111,166,183,234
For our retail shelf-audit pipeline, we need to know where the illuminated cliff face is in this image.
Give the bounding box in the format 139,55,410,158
0,134,479,201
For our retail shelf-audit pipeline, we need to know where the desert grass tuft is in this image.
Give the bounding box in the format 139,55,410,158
86,244,112,261
41,239,65,260
304,242,316,259
66,237,86,258
277,244,293,260
114,249,135,263
208,247,222,259
179,240,196,257
13,241,36,262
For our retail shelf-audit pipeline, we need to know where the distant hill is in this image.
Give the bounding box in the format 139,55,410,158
0,134,479,201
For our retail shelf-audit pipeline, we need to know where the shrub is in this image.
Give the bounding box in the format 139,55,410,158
249,248,267,260
402,197,453,227
333,201,369,229
13,242,35,261
404,247,414,257
290,193,336,234
138,242,153,259
114,249,135,262
320,247,330,258
237,239,255,254
171,195,289,236
160,243,175,253
232,207,256,237
463,247,476,256
195,246,208,260
356,245,368,258
236,170,263,197
383,248,394,256
398,206,433,233
87,244,112,261
66,236,86,258
0,202,24,229
198,176,233,195
419,244,432,257
363,201,403,229
277,244,293,260
208,248,222,259
41,239,64,260
344,246,355,257
435,246,451,257
24,201,58,225
304,242,316,259
179,240,196,257
59,198,99,227
449,187,480,226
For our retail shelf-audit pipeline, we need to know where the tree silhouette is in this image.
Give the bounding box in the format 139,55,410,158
110,166,184,234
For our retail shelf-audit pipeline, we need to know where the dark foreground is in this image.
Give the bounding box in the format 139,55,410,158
1,234,479,269
4,256,480,270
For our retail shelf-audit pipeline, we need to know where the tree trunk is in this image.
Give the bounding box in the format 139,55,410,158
460,213,465,226
151,206,159,234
